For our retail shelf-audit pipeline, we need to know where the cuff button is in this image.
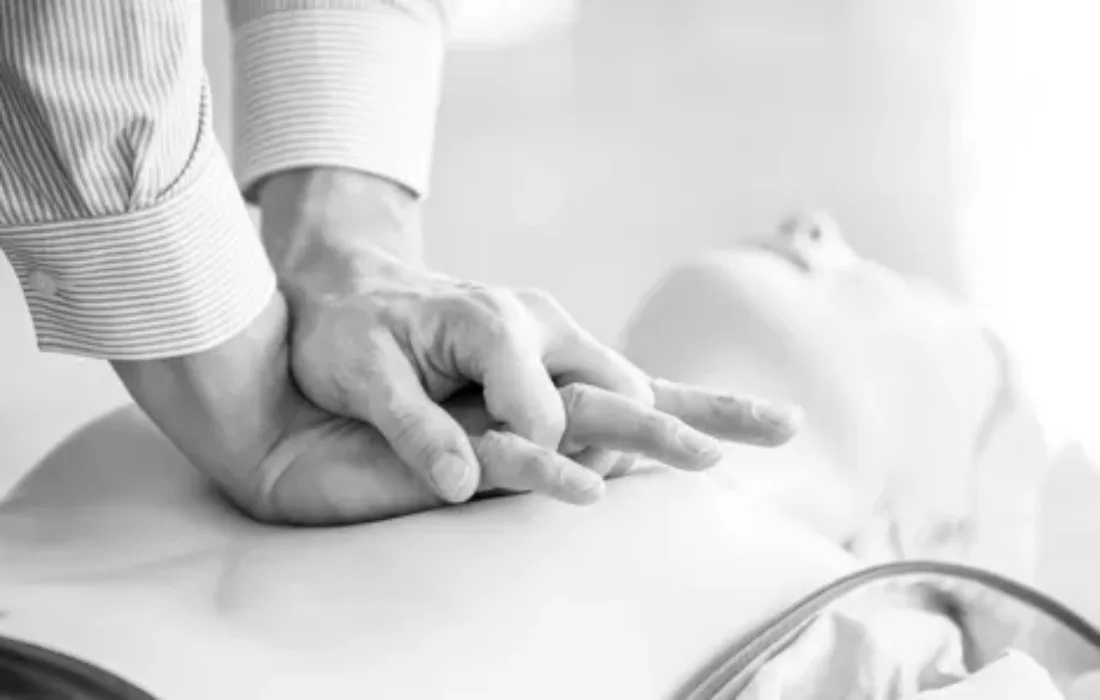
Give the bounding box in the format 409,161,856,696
28,269,58,297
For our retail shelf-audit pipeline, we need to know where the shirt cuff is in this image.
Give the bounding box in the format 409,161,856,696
0,145,277,361
231,2,447,201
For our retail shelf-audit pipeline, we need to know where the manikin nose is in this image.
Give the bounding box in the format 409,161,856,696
755,212,860,272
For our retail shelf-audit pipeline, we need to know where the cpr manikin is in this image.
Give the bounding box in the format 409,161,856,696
0,214,1052,698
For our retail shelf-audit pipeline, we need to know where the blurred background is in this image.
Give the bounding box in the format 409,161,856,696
1,0,1097,489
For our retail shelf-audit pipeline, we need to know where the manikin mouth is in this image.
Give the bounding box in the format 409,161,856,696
747,239,813,273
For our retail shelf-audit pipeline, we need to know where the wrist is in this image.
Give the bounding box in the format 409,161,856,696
257,167,424,295
111,293,296,507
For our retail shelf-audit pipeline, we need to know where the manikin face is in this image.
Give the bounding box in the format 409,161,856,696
621,213,1037,566
624,211,996,441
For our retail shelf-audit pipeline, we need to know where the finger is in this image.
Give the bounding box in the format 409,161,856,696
345,333,480,503
480,334,566,450
571,447,639,479
549,330,654,405
521,289,654,406
559,383,723,470
450,292,567,450
569,446,621,477
650,378,803,446
472,429,606,505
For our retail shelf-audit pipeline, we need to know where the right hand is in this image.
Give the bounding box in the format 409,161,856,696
111,292,778,524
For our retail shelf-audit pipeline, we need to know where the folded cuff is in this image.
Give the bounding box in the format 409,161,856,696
231,4,446,200
0,145,277,361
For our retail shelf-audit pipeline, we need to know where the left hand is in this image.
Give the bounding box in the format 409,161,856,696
257,168,801,507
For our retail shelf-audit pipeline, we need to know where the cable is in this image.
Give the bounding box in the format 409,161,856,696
682,560,1100,700
3,560,1096,699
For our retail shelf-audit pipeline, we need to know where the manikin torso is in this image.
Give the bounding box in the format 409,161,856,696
0,215,1044,698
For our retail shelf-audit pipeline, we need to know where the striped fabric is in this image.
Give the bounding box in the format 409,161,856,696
230,0,453,202
0,0,450,360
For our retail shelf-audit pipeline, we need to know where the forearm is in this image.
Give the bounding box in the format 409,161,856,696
0,0,275,360
0,0,295,515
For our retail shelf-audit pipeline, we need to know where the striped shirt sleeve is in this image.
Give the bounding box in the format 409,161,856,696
0,0,276,360
228,0,455,200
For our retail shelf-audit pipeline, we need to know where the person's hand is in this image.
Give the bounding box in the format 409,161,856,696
266,375,801,522
112,293,790,524
258,168,803,506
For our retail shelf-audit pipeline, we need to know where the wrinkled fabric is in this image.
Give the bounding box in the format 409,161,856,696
738,600,968,700
914,651,1064,699
735,592,1075,700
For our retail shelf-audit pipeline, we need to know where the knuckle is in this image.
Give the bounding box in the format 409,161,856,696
474,428,508,455
469,285,522,318
477,430,547,486
523,448,554,481
330,349,384,405
462,288,528,346
388,405,451,461
652,414,685,445
389,406,428,444
519,401,567,451
711,393,755,422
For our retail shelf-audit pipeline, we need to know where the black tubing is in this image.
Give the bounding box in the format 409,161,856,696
0,633,157,700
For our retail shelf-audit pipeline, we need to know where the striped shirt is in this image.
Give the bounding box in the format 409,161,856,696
0,0,451,360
